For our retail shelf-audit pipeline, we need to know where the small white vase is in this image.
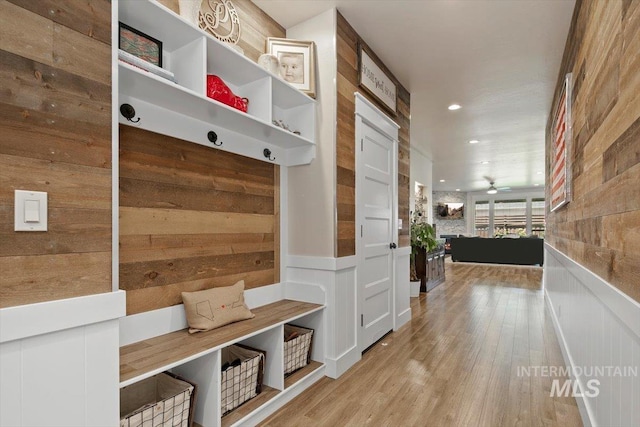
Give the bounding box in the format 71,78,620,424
178,0,201,26
258,54,280,75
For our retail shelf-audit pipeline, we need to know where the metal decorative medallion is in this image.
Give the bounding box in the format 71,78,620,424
199,0,241,45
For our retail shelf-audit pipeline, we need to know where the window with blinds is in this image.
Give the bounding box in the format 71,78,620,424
531,198,546,237
494,199,527,235
474,201,490,237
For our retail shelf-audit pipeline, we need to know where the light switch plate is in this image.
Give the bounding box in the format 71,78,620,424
15,190,47,231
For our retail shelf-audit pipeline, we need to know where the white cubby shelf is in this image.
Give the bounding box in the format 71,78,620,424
120,300,325,427
118,0,316,166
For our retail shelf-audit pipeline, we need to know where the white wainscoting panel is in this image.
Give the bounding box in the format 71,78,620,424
287,255,359,378
0,292,124,427
394,247,411,330
544,244,640,427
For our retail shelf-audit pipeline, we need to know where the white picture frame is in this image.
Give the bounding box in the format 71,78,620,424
267,37,316,98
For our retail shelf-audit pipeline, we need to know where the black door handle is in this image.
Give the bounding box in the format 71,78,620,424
389,243,397,249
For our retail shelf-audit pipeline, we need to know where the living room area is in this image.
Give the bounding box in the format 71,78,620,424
411,183,546,268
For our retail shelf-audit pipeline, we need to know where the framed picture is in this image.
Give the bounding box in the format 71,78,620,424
267,37,316,98
436,203,464,220
358,42,397,115
550,73,573,212
119,22,163,67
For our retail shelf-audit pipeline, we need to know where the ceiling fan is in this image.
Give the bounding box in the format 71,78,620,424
483,176,511,194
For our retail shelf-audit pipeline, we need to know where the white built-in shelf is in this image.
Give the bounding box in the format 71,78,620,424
118,0,316,166
120,300,325,427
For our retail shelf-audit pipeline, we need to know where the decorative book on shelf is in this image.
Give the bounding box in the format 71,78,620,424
118,49,176,83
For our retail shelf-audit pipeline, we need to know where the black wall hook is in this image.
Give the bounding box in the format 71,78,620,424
263,148,276,161
120,104,140,123
207,131,222,146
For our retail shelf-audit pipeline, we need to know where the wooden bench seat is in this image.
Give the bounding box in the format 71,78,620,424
120,299,323,385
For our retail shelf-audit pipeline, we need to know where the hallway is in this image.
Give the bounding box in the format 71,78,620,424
262,262,582,426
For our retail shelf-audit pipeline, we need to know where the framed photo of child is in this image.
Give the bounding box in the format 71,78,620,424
267,38,316,99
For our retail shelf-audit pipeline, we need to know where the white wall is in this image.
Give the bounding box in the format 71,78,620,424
286,9,337,257
410,146,433,224
544,245,640,427
281,8,360,380
0,291,125,427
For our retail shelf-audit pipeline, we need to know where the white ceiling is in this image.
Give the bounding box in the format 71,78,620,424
253,0,575,192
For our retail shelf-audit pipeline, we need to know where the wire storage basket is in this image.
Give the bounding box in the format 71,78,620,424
120,372,196,427
220,344,265,415
284,324,314,376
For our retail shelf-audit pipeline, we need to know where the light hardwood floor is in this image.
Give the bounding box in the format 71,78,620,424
261,262,582,426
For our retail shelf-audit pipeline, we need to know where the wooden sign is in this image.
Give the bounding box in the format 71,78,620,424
550,73,572,212
358,44,397,114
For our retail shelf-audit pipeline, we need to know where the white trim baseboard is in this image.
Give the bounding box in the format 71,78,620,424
0,290,126,343
325,344,361,379
395,307,412,330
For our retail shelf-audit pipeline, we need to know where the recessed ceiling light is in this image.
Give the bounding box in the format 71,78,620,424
481,161,489,164
448,104,461,111
537,171,543,175
456,189,461,191
469,140,479,144
439,179,445,182
534,183,540,186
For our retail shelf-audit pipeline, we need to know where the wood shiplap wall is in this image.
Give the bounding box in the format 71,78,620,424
336,12,411,257
0,0,112,308
546,0,640,302
120,0,285,315
119,127,279,315
157,0,286,62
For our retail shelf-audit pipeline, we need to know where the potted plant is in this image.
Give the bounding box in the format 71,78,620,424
410,220,437,297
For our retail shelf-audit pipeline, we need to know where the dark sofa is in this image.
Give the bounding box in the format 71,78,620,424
450,237,544,266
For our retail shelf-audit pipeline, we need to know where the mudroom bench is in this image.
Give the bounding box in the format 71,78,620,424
120,299,325,427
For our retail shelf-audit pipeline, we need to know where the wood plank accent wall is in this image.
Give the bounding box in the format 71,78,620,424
0,0,112,308
119,127,279,315
546,0,640,302
121,0,286,315
156,0,286,62
336,12,411,257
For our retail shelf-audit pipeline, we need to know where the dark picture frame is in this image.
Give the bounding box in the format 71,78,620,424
436,202,464,220
119,22,163,67
357,42,397,116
